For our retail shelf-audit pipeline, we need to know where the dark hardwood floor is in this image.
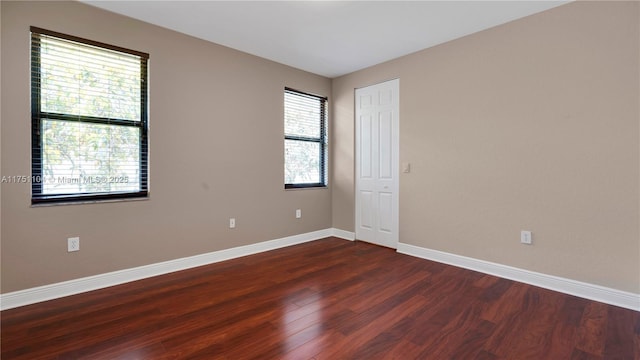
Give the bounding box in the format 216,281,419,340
1,237,638,359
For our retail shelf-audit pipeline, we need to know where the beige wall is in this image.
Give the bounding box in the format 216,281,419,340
2,0,639,296
332,1,640,293
1,1,331,293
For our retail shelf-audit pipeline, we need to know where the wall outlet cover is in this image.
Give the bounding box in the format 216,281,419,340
68,237,80,252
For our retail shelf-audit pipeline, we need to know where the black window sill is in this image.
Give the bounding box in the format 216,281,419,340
31,193,149,207
284,185,328,190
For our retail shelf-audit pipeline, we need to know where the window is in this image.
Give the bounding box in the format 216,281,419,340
284,88,327,188
30,27,149,204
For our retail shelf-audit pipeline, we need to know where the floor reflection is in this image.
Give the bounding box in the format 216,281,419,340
281,288,324,354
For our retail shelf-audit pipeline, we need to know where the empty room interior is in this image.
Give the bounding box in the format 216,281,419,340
1,0,639,359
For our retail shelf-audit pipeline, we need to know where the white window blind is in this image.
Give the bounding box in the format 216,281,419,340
31,27,149,203
284,88,327,188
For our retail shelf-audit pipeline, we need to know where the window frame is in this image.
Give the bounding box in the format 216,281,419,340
284,87,328,189
30,27,149,204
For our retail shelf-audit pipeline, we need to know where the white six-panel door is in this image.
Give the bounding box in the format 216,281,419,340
355,79,399,248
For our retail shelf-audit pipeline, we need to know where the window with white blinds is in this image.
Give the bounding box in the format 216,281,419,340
284,88,327,188
30,27,149,204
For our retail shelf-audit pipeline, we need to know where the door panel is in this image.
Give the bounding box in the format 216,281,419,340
355,79,399,248
378,192,393,233
379,88,393,105
379,111,393,179
359,190,374,230
360,114,373,179
360,94,373,108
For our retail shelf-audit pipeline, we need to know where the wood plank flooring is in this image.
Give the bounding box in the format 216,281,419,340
1,238,638,359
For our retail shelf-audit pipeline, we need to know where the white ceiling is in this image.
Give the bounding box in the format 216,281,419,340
82,1,569,78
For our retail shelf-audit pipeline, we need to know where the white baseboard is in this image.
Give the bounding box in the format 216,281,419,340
7,232,634,312
397,242,640,312
331,228,355,241
0,228,338,311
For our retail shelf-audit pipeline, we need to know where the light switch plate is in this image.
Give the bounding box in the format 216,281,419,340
520,230,532,245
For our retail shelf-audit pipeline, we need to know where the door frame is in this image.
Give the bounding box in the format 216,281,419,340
354,78,400,248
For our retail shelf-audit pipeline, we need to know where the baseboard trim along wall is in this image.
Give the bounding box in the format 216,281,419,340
331,228,356,241
397,242,640,312
0,228,356,310
3,230,635,312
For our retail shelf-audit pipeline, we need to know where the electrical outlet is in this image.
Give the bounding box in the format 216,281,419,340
68,237,80,252
520,230,532,245
229,218,236,229
296,209,301,219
